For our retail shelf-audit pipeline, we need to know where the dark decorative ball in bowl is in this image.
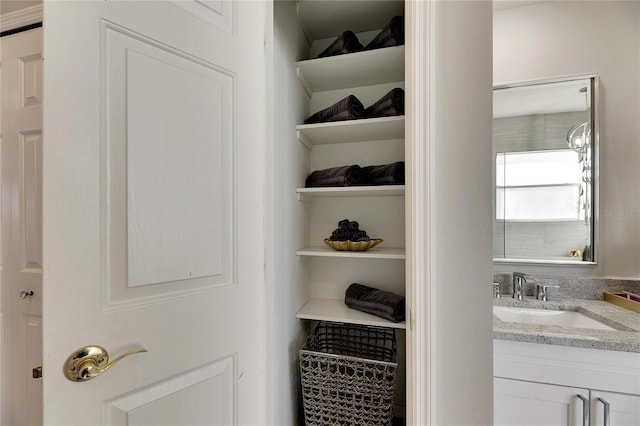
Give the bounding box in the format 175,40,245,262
325,219,382,251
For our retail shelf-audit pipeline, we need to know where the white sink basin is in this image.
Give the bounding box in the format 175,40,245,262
493,306,616,330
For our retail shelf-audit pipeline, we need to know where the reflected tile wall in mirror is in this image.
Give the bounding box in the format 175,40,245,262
493,75,597,265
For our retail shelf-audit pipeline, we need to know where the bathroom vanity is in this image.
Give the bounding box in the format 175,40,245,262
493,298,640,426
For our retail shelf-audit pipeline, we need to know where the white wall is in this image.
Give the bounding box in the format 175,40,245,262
428,1,494,424
494,1,640,279
266,2,311,424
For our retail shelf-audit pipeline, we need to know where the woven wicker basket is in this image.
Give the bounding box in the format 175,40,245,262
299,322,397,426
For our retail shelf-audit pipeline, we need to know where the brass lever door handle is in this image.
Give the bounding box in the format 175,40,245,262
63,345,147,382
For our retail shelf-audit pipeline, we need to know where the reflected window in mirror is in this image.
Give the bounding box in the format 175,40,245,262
496,150,584,221
493,75,597,264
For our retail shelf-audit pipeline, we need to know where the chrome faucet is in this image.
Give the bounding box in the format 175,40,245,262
512,272,533,300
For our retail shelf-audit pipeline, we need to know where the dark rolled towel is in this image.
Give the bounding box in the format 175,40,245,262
338,219,350,231
345,283,405,323
305,165,365,188
362,161,405,185
364,88,405,119
353,230,367,241
304,95,365,125
317,31,364,58
348,220,359,230
330,228,347,241
365,15,405,50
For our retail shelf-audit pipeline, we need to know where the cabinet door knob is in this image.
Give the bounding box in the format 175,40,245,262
19,290,34,299
577,394,590,426
597,397,610,426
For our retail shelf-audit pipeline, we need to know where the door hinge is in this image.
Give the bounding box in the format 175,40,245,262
32,366,42,379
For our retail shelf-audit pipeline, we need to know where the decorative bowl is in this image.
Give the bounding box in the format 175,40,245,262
323,238,383,251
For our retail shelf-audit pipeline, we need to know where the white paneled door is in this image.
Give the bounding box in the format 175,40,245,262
43,1,266,424
1,27,44,426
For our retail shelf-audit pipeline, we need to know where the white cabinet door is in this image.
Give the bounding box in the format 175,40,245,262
495,377,589,426
591,391,640,426
43,1,267,424
0,27,43,426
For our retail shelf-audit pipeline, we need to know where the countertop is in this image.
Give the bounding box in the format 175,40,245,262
493,297,640,353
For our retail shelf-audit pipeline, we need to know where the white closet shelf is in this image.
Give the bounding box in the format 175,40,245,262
296,1,404,42
296,116,404,147
296,46,404,94
296,245,405,259
297,185,405,200
297,298,406,329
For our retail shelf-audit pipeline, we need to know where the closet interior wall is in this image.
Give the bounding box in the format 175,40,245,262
271,1,407,424
270,2,311,424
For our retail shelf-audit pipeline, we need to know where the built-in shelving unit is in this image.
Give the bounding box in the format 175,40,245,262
288,0,409,419
297,298,406,329
296,116,405,148
292,0,406,367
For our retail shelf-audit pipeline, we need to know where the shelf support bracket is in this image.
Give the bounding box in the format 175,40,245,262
296,68,313,98
296,130,313,151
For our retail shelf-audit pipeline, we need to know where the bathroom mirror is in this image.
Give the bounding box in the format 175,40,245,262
493,75,598,264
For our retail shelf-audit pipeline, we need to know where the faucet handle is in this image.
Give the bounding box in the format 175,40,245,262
536,284,560,301
493,282,501,299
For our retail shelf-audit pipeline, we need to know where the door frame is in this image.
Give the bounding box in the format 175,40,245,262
404,1,430,424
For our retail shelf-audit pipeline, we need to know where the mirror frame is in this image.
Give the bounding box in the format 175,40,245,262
493,73,599,266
